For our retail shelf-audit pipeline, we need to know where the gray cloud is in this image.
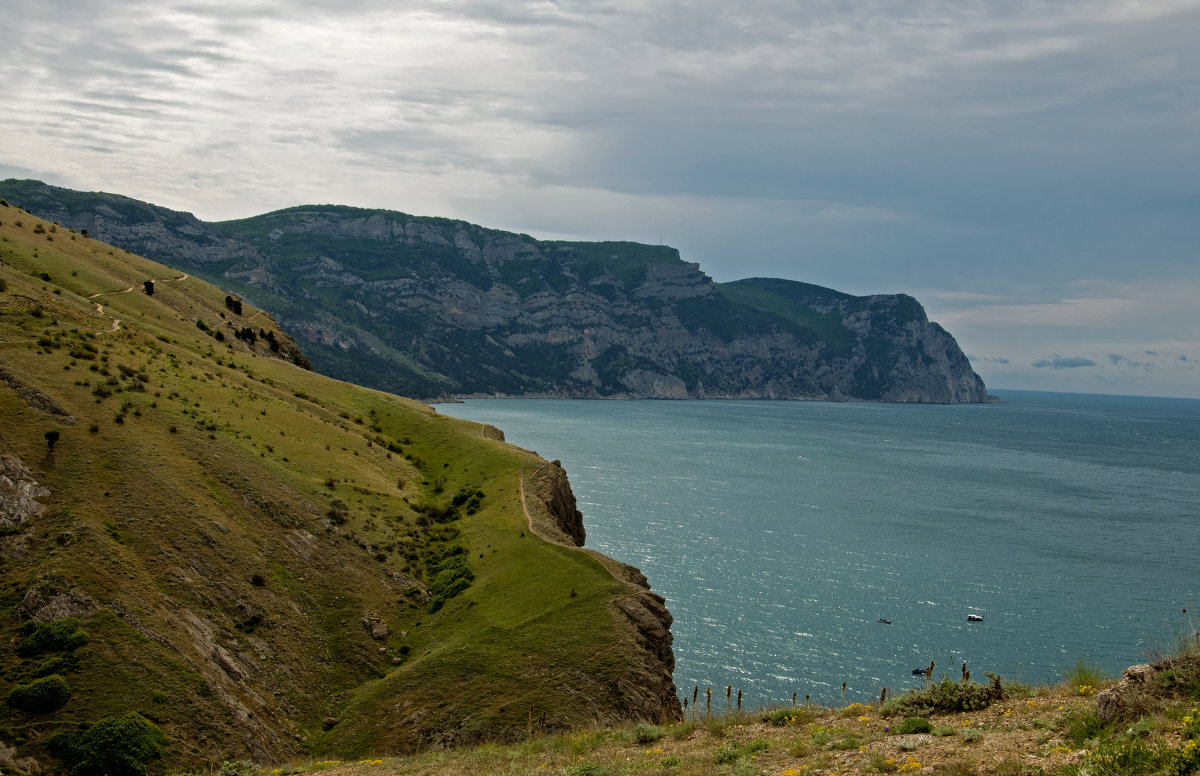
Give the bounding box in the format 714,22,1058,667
1033,356,1098,369
2,0,1199,396
1109,353,1148,368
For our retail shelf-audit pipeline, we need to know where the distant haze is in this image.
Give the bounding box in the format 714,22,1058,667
2,1,1197,397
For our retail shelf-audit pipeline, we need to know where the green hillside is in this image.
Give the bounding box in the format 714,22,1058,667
0,202,677,771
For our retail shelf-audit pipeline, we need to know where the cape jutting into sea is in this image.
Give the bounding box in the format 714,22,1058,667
437,390,1200,705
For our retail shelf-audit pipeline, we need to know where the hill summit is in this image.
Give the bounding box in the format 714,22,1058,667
0,180,990,403
0,200,677,769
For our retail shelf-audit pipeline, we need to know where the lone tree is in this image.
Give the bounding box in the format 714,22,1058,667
143,280,154,295
44,430,60,451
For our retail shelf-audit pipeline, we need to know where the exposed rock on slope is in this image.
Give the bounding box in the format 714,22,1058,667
1,180,990,403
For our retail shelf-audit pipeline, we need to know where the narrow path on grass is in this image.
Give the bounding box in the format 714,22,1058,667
88,273,189,334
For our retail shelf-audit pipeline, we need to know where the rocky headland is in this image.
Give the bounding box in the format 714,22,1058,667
0,180,991,404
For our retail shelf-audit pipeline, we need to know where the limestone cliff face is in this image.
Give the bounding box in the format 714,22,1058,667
0,180,990,403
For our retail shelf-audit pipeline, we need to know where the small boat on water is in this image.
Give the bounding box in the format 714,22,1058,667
967,614,984,622
877,618,892,624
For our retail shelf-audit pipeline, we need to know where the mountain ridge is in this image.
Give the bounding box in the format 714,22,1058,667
0,180,991,404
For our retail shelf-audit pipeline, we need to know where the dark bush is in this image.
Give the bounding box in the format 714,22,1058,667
881,676,1004,716
326,499,349,525
17,618,90,656
48,711,167,776
6,674,72,712
428,555,475,612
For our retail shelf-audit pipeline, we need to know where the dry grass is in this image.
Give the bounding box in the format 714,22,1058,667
222,684,1176,776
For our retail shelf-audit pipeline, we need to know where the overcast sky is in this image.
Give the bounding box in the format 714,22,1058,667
3,1,1198,398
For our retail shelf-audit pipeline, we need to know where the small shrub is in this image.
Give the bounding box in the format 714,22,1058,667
6,674,71,712
730,759,759,776
895,717,932,735
562,762,612,776
881,676,1003,717
35,655,75,677
630,722,664,744
1063,707,1108,746
809,726,837,746
743,738,770,755
326,499,349,525
16,618,90,656
48,711,167,776
1076,738,1174,775
668,720,698,740
427,555,475,612
765,706,817,726
216,761,259,776
713,745,739,764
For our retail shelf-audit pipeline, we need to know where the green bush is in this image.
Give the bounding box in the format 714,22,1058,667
216,761,259,776
880,676,1003,717
6,674,72,712
895,717,932,734
629,722,663,744
427,555,474,612
17,618,90,656
34,654,78,677
1063,707,1108,746
48,711,168,776
562,762,612,776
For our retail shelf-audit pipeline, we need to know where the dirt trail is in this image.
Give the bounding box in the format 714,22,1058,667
88,273,189,333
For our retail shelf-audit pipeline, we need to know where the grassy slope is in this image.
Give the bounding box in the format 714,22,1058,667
166,675,1200,776
0,207,663,766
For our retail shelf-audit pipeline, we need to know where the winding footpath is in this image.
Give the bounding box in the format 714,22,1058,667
87,273,188,333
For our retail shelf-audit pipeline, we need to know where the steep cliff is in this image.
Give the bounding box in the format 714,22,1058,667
0,180,990,403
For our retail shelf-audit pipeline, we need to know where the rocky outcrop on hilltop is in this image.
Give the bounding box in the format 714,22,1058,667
0,179,991,403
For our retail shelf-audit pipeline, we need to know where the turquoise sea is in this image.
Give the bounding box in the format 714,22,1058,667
437,391,1200,706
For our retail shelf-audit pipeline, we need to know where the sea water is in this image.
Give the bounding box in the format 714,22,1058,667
437,391,1200,706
